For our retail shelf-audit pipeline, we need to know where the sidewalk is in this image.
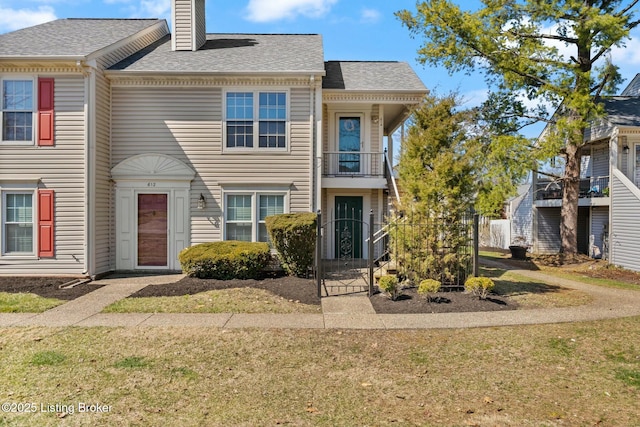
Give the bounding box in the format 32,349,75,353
2,263,640,329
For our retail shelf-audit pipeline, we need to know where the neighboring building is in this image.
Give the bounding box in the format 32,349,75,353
530,75,640,271
0,0,426,276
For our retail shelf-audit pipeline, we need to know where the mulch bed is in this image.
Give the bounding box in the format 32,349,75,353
0,277,103,300
129,274,321,306
0,274,518,314
370,287,517,314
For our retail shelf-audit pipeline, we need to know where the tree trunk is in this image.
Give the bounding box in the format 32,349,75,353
560,143,581,254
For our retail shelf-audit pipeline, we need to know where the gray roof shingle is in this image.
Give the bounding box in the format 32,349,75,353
323,61,427,92
109,33,325,74
602,97,640,127
0,19,163,58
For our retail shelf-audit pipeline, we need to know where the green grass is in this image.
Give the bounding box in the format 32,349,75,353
113,356,151,369
29,350,66,366
1,319,640,426
102,287,320,314
616,368,640,388
0,292,64,313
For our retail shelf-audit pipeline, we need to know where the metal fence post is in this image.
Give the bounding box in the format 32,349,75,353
368,210,374,297
316,211,322,298
473,213,480,277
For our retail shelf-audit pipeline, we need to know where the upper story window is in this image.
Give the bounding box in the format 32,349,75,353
2,79,34,144
225,91,287,150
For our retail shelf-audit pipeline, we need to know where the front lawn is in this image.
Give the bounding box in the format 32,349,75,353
0,292,64,313
1,319,639,425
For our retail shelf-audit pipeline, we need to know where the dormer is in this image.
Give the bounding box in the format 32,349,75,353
171,0,206,51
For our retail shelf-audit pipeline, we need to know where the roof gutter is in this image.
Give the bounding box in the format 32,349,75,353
103,70,327,79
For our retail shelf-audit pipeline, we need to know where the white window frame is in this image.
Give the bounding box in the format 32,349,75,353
1,76,36,146
223,189,289,242
1,187,37,257
223,88,290,153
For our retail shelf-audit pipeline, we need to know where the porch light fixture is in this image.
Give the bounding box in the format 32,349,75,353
623,144,630,154
198,193,206,210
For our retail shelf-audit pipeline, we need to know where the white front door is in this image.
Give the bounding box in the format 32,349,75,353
115,186,189,271
112,154,195,271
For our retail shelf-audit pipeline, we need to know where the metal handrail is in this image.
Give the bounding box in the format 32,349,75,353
384,149,401,204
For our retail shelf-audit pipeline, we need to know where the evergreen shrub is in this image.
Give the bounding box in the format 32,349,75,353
464,277,496,300
378,275,401,301
178,241,270,280
265,212,317,277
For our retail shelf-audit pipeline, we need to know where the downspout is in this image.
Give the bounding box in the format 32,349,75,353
309,75,315,212
315,77,323,212
609,129,619,263
79,60,95,277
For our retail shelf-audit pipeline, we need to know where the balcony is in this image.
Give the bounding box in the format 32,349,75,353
322,152,384,177
535,176,610,201
322,152,389,189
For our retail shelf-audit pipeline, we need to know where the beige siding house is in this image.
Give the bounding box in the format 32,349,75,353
0,0,426,277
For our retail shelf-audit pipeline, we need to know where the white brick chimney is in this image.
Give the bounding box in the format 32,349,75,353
171,0,206,51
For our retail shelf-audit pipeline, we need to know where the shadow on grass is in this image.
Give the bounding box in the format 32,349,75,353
480,265,566,297
479,253,542,271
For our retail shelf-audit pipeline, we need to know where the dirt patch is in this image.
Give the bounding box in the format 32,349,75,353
371,287,517,314
0,277,103,300
130,274,321,306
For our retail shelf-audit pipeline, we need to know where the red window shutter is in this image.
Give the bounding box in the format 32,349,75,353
38,190,55,258
37,78,54,146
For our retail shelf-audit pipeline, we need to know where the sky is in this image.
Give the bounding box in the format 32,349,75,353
2,0,640,139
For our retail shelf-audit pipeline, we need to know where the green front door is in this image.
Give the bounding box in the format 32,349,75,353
335,196,363,259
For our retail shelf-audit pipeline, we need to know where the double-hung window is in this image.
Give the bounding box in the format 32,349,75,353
2,192,34,255
226,91,287,150
225,192,285,242
2,79,34,144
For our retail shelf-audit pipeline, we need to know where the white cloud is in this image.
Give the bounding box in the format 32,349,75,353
245,0,338,23
461,88,489,108
138,0,170,17
360,8,381,23
102,0,170,19
0,6,57,32
610,28,640,67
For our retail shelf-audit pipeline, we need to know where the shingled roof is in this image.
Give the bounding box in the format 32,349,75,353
601,97,640,127
323,61,427,92
0,19,163,58
109,33,325,74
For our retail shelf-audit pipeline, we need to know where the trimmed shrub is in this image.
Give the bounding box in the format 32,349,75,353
378,275,401,301
178,241,271,280
464,277,496,300
265,212,317,277
418,279,441,302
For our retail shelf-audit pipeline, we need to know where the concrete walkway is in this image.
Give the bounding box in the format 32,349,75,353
2,261,640,329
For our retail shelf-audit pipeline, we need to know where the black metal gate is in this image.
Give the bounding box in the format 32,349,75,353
316,210,374,297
